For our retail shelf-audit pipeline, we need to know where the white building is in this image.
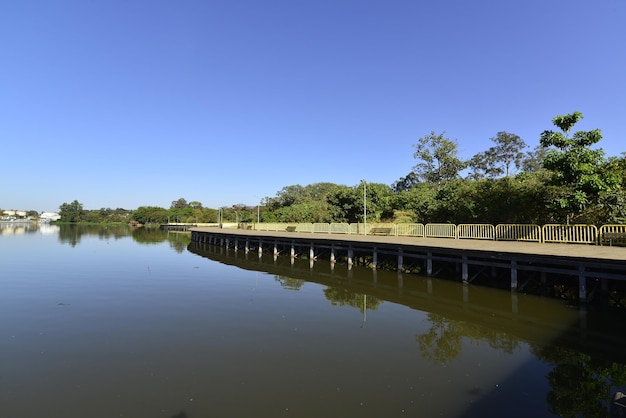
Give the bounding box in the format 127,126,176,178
40,212,61,222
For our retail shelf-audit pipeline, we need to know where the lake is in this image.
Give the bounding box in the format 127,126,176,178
1,223,625,418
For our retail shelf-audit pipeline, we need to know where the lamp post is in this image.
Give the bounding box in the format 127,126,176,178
362,179,367,236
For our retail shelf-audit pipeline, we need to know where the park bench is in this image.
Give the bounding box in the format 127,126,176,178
285,226,297,232
601,232,626,246
370,227,392,236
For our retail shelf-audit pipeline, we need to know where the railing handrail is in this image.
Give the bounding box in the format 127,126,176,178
245,222,624,246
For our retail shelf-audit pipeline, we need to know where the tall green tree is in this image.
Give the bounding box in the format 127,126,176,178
413,131,467,184
132,206,168,224
170,198,189,209
521,145,548,173
392,171,420,192
58,200,84,222
469,132,526,178
540,111,618,222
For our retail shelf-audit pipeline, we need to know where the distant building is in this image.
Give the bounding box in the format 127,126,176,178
40,212,61,222
2,210,32,222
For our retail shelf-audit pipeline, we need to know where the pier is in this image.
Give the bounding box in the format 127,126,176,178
189,227,626,302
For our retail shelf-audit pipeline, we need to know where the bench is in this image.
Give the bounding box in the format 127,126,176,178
370,227,392,236
602,232,626,246
285,226,297,232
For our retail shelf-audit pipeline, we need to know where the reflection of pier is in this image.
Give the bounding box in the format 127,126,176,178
190,227,626,302
187,240,626,365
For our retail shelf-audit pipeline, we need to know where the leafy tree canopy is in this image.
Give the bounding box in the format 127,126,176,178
413,131,467,184
540,111,618,221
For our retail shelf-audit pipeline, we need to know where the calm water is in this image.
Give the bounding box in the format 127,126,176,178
1,224,626,418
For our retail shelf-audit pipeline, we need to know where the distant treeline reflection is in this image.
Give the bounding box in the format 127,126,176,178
55,224,190,252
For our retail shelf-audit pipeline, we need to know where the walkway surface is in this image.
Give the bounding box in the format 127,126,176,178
191,227,626,262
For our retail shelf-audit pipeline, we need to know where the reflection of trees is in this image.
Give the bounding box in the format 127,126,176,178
415,313,626,417
132,228,191,252
56,224,190,250
415,313,519,365
322,286,382,311
58,224,132,246
416,315,463,364
167,233,191,253
531,345,626,418
131,226,169,244
275,276,306,290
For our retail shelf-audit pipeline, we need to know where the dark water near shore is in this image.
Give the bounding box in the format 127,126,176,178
1,224,626,418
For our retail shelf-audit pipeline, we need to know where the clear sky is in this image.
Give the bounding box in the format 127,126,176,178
2,0,625,212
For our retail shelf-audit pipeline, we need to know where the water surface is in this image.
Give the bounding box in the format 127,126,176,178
1,224,625,418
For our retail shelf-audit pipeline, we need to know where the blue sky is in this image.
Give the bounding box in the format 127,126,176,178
2,0,625,212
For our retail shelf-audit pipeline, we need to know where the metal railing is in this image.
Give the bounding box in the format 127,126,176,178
238,222,625,246
598,224,626,246
397,223,425,237
495,224,542,242
542,224,598,244
425,223,457,238
457,224,495,240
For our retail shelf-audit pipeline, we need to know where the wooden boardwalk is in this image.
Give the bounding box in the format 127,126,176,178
190,227,626,301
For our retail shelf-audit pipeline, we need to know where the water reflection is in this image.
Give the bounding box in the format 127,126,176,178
0,223,191,252
0,221,39,235
188,241,626,417
275,275,306,290
536,345,626,417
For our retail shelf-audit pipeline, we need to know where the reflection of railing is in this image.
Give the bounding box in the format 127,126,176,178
246,222,626,246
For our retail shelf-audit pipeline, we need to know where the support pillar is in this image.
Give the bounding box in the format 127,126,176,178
397,248,403,272
426,251,433,276
461,255,468,283
511,259,518,291
347,246,354,266
579,264,587,302
372,247,378,269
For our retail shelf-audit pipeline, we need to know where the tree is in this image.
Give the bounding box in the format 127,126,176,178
326,183,393,223
540,111,618,222
58,200,84,222
132,206,168,224
392,171,420,192
468,148,500,179
413,131,467,184
469,132,526,179
171,198,189,209
521,145,548,173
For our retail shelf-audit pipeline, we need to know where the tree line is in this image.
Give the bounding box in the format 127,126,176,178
58,112,625,226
